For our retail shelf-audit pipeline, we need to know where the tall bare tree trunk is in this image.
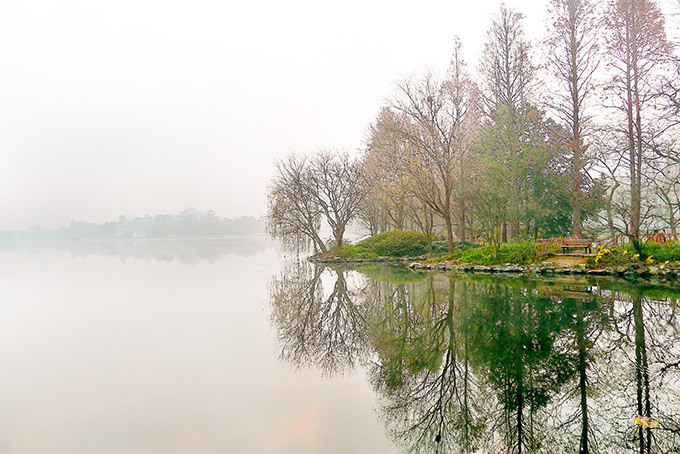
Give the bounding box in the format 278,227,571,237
510,137,521,240
629,24,642,240
480,4,535,243
606,0,670,252
547,0,601,239
571,25,583,238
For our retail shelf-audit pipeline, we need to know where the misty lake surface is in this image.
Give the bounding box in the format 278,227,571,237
0,239,678,453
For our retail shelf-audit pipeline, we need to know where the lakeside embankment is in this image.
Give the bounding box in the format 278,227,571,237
310,254,680,281
308,230,680,282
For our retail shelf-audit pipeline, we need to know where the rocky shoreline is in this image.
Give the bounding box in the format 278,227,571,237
310,255,680,281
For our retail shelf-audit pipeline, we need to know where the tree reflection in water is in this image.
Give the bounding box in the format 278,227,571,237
597,288,680,454
466,281,583,453
269,258,371,375
270,262,680,453
366,275,488,454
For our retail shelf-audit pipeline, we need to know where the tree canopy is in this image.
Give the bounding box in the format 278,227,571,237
266,0,680,252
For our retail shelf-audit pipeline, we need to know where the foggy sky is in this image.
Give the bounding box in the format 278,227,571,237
0,0,545,229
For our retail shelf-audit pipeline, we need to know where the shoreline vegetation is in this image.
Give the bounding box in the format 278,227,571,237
266,0,680,276
309,230,680,281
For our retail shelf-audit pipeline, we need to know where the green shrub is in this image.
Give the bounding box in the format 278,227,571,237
436,241,537,265
454,241,477,252
335,244,378,259
425,240,479,255
637,241,680,262
497,241,537,264
429,240,449,255
359,230,430,257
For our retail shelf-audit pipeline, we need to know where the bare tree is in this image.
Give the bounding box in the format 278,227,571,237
445,40,483,242
266,153,327,253
266,150,365,253
604,0,672,252
480,4,536,114
643,149,680,233
389,38,481,251
545,0,601,238
308,149,365,250
363,107,418,233
479,4,536,240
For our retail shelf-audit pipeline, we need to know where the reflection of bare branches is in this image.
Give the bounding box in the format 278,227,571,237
369,276,488,454
272,262,680,452
269,259,371,375
591,289,680,453
545,294,609,454
368,277,680,453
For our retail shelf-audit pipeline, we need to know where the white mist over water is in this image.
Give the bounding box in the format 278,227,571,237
0,240,394,453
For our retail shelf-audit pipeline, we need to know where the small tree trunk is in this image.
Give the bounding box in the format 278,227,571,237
573,177,582,239
668,198,676,235
457,201,467,242
333,224,345,250
445,214,455,253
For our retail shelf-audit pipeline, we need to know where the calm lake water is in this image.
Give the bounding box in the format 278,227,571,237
0,239,678,453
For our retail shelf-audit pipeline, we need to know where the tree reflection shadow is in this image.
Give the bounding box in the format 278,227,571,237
597,289,680,453
270,258,371,375
270,265,680,453
367,276,488,454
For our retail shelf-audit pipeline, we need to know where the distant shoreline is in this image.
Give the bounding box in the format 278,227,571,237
0,212,266,241
0,234,270,242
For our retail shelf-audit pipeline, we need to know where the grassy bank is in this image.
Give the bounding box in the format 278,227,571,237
330,230,680,268
434,241,538,266
334,230,537,265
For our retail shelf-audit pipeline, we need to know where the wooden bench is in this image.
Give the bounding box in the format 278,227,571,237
561,238,593,254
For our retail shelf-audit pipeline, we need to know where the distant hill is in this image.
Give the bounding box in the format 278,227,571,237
0,209,265,240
